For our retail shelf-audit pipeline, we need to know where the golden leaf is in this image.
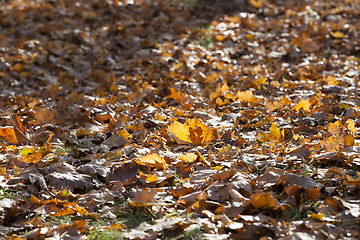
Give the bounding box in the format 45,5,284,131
205,72,219,84
269,123,281,141
330,31,344,38
292,99,311,112
309,213,324,220
346,119,356,134
172,62,183,69
185,118,214,145
248,0,262,8
178,153,197,165
258,123,282,143
344,134,354,146
167,88,183,103
167,120,191,144
328,121,342,136
249,192,280,210
20,150,43,164
236,90,255,102
139,171,158,183
324,75,339,85
168,118,214,145
118,128,130,139
0,127,19,144
135,153,166,170
216,35,225,41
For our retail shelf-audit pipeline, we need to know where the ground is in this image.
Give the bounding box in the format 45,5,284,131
0,0,360,239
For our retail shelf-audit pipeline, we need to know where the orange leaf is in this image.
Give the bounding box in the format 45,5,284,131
75,206,89,216
192,198,208,213
167,88,183,103
136,153,166,170
216,35,225,42
30,195,42,205
248,0,262,8
185,118,214,145
0,127,19,144
13,63,23,71
330,31,344,38
189,126,203,145
15,115,25,134
52,207,76,217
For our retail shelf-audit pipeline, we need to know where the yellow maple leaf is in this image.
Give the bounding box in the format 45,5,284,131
185,118,214,145
167,88,183,103
236,90,255,102
135,153,166,170
330,31,344,39
0,126,19,144
257,123,282,143
324,75,339,85
346,119,356,134
269,123,281,141
178,153,197,165
167,120,191,144
168,118,214,145
292,99,311,112
328,121,342,136
118,128,130,139
139,171,158,183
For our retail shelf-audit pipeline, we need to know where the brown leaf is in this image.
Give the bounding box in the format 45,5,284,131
129,189,157,207
48,172,93,192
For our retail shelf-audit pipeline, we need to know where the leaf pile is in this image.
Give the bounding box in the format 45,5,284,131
1,0,360,239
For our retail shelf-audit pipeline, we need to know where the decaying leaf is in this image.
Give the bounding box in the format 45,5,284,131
129,189,157,207
48,172,93,192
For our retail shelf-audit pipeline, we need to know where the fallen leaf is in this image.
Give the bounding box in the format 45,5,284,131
136,153,167,170
168,118,214,145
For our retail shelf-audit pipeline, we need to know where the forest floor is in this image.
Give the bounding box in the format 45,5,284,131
1,0,360,239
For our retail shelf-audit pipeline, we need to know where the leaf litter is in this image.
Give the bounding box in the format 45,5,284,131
0,0,360,239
